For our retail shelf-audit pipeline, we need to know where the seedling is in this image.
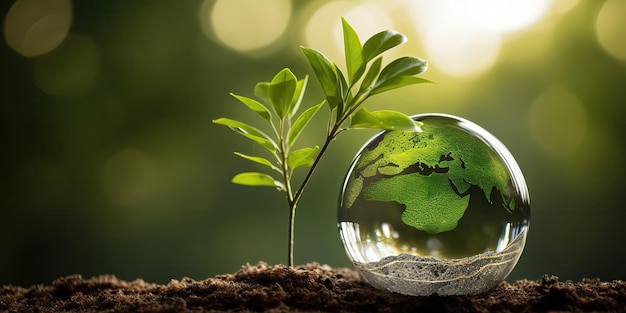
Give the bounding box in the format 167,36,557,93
213,19,430,266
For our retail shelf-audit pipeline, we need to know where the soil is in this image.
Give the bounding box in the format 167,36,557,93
1,262,625,312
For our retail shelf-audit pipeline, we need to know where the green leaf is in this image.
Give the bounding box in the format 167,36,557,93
362,30,406,64
359,56,382,93
370,76,433,96
334,68,348,117
342,17,364,85
230,93,272,122
377,56,427,82
290,76,308,117
301,47,344,112
269,68,297,119
234,152,278,171
213,117,277,152
287,101,324,147
232,172,282,188
254,82,271,104
371,56,427,94
349,108,420,131
287,146,319,169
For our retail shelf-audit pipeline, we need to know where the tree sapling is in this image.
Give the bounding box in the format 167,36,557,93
213,18,430,266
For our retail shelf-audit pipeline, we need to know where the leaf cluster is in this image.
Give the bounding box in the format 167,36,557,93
213,19,430,193
212,18,431,266
213,68,322,191
301,18,431,133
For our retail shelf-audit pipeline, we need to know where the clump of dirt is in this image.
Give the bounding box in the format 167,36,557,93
1,262,625,312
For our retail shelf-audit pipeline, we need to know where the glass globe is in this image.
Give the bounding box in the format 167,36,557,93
338,113,530,296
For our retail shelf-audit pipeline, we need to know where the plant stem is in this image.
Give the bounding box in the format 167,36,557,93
285,123,347,266
285,137,332,267
285,95,369,266
287,198,296,267
292,127,338,207
277,117,297,267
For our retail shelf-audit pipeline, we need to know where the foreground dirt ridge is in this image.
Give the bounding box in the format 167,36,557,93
1,262,625,312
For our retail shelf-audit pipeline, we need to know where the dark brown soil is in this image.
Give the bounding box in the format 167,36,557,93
1,262,625,312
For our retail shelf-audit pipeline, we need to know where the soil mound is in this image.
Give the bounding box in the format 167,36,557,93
1,262,625,312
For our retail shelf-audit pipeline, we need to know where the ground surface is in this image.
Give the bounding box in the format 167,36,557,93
1,262,625,312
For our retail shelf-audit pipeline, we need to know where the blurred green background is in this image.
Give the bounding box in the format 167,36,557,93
2,0,625,286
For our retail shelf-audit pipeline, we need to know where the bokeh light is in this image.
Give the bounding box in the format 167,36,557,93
200,0,291,53
4,0,72,57
528,86,588,160
32,33,100,95
595,0,626,61
101,148,158,208
301,1,359,65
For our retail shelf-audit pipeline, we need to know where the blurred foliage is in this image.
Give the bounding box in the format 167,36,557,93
1,0,625,286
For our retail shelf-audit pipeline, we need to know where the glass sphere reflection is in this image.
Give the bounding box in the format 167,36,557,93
338,114,530,296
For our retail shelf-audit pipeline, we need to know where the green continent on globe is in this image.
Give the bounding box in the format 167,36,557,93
345,117,514,234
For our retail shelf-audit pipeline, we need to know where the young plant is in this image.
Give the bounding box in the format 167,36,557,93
213,18,430,266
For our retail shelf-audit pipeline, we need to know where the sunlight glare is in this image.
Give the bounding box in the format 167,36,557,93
409,0,552,77
422,18,501,77
462,0,551,34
